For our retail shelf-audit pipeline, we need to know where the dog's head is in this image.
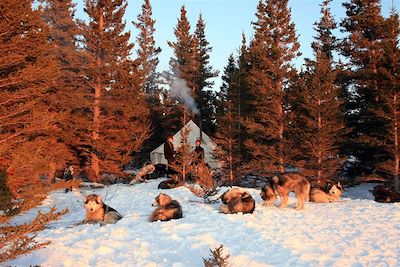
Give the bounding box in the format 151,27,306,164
84,194,103,213
153,193,172,207
260,183,277,204
241,192,254,203
329,182,343,197
145,164,156,173
221,188,243,204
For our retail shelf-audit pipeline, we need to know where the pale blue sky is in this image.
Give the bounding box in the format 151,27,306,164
74,0,398,90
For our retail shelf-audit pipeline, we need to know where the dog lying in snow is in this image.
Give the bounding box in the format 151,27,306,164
84,194,122,224
372,185,400,203
310,182,343,203
260,173,310,210
129,164,156,185
149,193,183,222
158,179,184,189
219,188,255,214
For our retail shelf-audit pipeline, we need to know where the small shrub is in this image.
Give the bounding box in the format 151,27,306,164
0,206,68,263
203,245,230,267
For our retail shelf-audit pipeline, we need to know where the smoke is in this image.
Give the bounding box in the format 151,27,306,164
170,78,199,114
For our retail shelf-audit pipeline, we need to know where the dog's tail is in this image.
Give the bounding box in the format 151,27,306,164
219,204,230,214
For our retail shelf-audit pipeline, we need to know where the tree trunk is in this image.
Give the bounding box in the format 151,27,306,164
317,99,322,180
394,94,399,192
91,10,103,182
48,161,56,183
91,84,101,181
277,82,284,174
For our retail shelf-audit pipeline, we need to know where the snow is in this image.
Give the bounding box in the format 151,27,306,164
4,179,400,267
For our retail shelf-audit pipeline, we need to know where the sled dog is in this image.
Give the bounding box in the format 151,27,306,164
310,182,343,203
158,179,184,189
372,185,400,203
84,194,122,224
150,193,183,222
260,173,310,210
129,164,156,184
219,188,255,214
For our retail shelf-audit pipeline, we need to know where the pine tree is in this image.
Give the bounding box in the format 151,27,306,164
193,14,219,135
40,0,87,179
133,0,165,162
169,114,194,182
167,5,195,88
214,55,241,182
340,0,386,178
133,0,161,93
0,0,61,186
166,5,199,131
82,0,150,181
245,0,300,175
377,11,400,191
237,33,253,162
293,0,345,181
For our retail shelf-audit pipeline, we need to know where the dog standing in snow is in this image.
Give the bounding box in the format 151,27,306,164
84,194,122,224
129,164,156,185
149,193,183,222
310,182,343,203
260,173,310,210
219,188,255,214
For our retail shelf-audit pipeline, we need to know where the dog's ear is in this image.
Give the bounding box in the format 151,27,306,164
337,182,343,190
96,195,102,204
83,195,88,203
241,192,251,200
158,193,167,206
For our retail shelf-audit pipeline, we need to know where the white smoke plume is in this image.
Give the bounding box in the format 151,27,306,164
170,78,199,114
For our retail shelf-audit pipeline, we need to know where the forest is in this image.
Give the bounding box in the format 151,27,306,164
1,0,399,212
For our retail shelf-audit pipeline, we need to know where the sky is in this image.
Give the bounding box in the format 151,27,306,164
74,0,398,91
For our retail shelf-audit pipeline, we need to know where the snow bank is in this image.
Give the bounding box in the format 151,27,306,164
4,180,400,267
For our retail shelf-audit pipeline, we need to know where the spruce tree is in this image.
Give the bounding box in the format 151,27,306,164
0,0,62,185
166,5,200,135
134,0,165,162
377,11,400,191
82,0,150,181
237,33,253,162
167,5,195,88
340,0,386,178
193,14,219,135
214,55,241,182
40,0,87,178
245,0,300,175
133,0,161,93
295,0,345,181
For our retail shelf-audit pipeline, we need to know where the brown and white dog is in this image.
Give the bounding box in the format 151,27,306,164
149,193,183,222
129,164,156,185
260,173,310,210
310,182,343,203
84,194,122,224
219,188,255,214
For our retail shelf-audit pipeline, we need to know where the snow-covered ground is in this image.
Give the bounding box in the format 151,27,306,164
4,179,400,267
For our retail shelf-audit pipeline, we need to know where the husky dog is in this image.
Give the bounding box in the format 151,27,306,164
219,188,255,214
84,194,122,224
310,182,343,203
260,173,310,210
158,179,184,189
372,185,400,203
129,164,156,185
149,193,183,222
